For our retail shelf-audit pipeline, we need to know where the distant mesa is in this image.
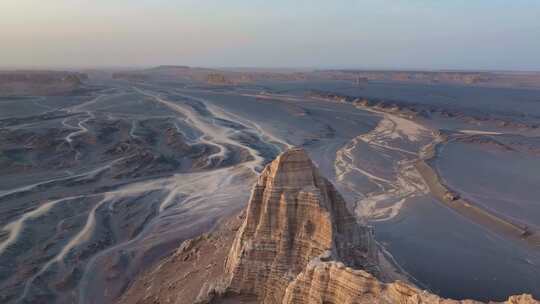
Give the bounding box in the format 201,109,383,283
112,65,218,83
112,72,149,82
152,65,191,70
110,66,540,88
0,71,87,96
317,70,491,85
117,148,539,304
206,73,232,85
111,65,307,84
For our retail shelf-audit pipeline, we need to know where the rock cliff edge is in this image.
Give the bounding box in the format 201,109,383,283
117,148,538,304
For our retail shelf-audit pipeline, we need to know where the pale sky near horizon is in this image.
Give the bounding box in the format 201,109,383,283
1,0,539,70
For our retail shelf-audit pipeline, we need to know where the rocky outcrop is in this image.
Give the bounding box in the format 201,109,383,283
283,258,539,304
219,148,538,304
116,148,539,304
309,90,540,130
223,148,378,303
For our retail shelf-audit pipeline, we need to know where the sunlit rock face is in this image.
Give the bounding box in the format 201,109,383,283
224,148,379,303
283,260,539,304
221,148,538,304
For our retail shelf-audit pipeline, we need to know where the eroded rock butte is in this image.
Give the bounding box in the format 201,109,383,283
118,148,539,304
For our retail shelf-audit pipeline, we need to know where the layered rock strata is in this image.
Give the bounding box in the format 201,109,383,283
283,258,538,304
223,148,379,303
117,148,538,304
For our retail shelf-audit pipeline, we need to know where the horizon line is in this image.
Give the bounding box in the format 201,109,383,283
1,65,540,74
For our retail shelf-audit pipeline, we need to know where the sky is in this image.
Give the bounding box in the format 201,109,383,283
1,0,540,70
